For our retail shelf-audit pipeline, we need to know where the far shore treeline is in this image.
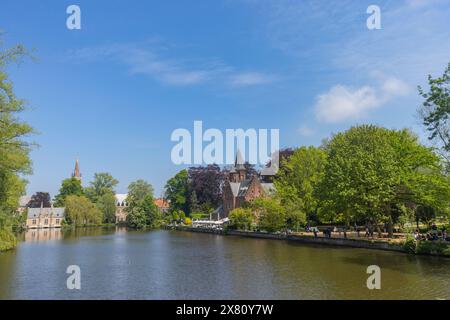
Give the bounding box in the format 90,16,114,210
164,63,450,240
0,38,449,253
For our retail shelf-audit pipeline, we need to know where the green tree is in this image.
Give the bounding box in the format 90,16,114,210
418,61,450,160
275,146,326,225
0,41,33,250
125,180,160,229
127,179,154,206
96,192,117,224
126,207,148,229
164,169,190,214
320,126,404,231
85,172,118,202
320,125,450,236
64,195,103,226
251,198,286,233
284,202,307,232
54,177,84,207
229,207,255,231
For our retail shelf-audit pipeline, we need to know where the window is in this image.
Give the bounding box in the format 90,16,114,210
32,219,36,225
44,219,48,224
56,219,60,224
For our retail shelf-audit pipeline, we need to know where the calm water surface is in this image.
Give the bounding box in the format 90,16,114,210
0,228,449,299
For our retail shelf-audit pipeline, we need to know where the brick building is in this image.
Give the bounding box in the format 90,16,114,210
218,151,275,219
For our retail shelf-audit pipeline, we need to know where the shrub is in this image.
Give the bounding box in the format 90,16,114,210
416,241,450,256
402,236,417,254
229,208,255,231
0,228,17,252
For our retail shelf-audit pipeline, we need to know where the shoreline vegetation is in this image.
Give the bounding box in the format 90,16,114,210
167,225,450,257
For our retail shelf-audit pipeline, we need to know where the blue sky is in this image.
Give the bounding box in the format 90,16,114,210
1,0,449,197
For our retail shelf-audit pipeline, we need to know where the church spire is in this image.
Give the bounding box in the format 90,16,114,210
234,149,245,171
72,159,82,181
229,150,246,182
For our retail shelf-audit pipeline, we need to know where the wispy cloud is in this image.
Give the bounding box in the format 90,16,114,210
314,76,410,123
241,0,450,82
68,42,275,87
229,72,274,87
298,125,315,137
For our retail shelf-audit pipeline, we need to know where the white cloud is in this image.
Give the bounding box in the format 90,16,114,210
314,76,409,123
315,85,379,123
229,72,273,87
69,42,274,87
381,77,410,97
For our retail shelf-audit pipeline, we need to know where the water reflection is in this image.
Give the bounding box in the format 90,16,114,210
0,229,449,300
20,227,126,243
23,229,63,242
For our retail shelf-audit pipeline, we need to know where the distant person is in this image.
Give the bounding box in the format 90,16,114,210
441,227,447,240
413,229,420,241
312,227,318,238
355,224,360,237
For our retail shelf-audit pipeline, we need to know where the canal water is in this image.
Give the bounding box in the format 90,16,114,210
0,228,449,299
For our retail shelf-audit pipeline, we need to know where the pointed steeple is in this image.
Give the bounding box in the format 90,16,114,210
234,149,245,171
72,159,82,181
229,149,247,182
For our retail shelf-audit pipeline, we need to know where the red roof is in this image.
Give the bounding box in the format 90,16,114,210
154,198,169,208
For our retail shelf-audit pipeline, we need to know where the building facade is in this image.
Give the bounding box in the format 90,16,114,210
114,194,170,223
219,151,275,219
115,194,128,223
26,207,65,229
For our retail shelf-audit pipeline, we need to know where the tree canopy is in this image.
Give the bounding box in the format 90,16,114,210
419,61,450,159
164,169,190,214
85,172,118,202
27,192,51,208
53,177,84,207
126,180,160,229
0,40,33,241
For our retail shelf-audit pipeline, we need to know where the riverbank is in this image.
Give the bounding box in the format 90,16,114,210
0,228,17,252
169,225,450,257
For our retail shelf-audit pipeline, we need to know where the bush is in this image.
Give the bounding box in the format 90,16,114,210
416,241,450,256
0,228,17,251
402,236,417,254
229,208,255,231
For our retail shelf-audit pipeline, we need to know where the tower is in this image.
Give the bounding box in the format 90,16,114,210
72,159,82,182
229,150,246,183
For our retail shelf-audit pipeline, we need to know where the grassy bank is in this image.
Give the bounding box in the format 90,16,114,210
0,228,17,252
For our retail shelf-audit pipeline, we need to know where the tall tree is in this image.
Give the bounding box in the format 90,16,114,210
125,180,160,229
96,192,117,224
85,172,118,202
274,146,326,225
418,61,450,161
320,125,449,236
188,164,225,210
54,177,84,207
164,169,190,214
126,179,154,206
27,192,51,208
64,195,103,226
0,40,33,248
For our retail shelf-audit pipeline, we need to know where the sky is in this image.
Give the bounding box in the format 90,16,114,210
1,0,449,197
